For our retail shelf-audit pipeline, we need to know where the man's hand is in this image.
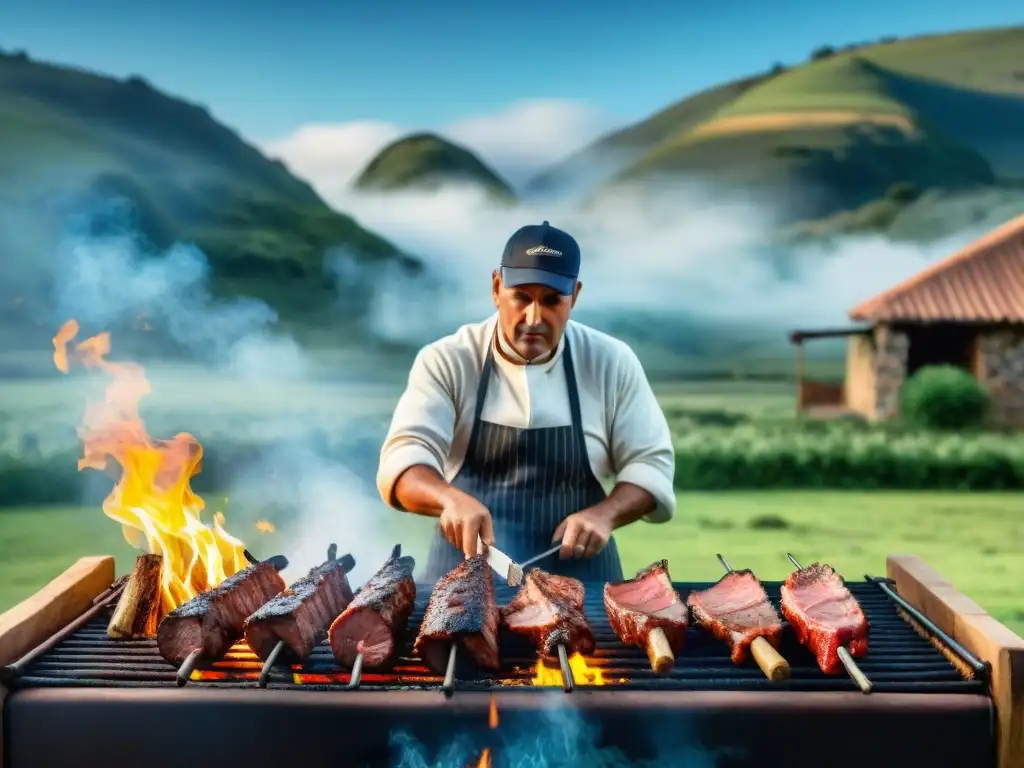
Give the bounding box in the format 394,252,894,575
552,505,615,560
438,488,495,559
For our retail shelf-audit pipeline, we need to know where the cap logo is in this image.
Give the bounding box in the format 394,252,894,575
525,245,563,257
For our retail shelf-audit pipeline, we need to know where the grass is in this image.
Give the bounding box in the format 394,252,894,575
1,491,1020,640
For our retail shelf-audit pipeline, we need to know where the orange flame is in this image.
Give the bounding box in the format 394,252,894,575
488,694,498,728
475,749,491,768
532,652,607,686
256,520,276,533
53,319,247,615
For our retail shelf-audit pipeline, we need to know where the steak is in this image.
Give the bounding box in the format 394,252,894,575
780,562,869,674
243,553,356,661
413,554,500,673
329,544,416,668
501,569,595,657
686,569,783,664
604,560,688,654
156,561,286,665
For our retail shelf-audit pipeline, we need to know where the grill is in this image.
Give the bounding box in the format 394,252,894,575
2,578,987,694
2,563,1008,768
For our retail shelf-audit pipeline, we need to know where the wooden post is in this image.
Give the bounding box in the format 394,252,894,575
795,339,805,416
887,555,1024,768
0,556,116,768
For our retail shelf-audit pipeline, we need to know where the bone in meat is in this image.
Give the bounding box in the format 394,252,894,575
501,569,595,657
243,553,356,661
329,544,416,668
686,569,783,664
413,554,500,673
156,561,286,665
604,560,687,672
780,562,869,674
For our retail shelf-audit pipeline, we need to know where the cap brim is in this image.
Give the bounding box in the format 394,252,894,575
501,267,576,295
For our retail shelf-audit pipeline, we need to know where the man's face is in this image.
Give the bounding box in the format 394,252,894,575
492,272,581,360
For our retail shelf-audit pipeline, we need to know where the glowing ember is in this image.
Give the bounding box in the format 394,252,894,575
488,694,498,728
532,652,606,686
53,318,247,615
255,520,276,533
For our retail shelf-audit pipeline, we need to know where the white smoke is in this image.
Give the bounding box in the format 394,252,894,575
321,180,989,350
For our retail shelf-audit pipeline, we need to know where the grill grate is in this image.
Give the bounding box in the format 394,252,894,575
7,578,986,694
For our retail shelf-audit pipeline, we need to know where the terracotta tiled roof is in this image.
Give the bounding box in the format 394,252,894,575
848,214,1024,323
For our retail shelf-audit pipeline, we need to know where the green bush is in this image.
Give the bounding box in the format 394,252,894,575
901,365,991,430
673,420,1024,490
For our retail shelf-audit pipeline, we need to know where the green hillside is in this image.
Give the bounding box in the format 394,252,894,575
0,50,419,344
353,132,516,200
538,26,1024,226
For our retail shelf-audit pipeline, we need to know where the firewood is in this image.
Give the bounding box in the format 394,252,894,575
108,554,164,640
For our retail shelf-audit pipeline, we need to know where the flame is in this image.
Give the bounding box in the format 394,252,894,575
532,652,607,686
256,520,276,533
488,694,498,728
475,749,491,768
52,319,247,615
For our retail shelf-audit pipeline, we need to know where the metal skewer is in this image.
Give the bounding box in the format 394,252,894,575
715,554,791,682
442,643,458,698
787,554,873,695
176,648,203,687
347,652,364,689
556,644,574,692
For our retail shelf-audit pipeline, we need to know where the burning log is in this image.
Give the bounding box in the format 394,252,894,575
107,555,164,640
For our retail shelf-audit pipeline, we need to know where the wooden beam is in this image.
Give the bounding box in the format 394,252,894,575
795,340,805,415
0,556,116,768
887,555,1024,768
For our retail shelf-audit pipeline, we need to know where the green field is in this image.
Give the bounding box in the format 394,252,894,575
1,490,1021,638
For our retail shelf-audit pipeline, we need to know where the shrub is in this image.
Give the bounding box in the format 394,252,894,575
901,365,991,430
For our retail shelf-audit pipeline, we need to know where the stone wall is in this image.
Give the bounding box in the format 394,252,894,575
872,324,909,421
977,328,1024,426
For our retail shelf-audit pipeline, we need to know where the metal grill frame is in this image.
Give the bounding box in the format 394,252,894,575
2,575,989,695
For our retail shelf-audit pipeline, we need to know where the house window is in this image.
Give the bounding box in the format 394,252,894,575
904,323,978,377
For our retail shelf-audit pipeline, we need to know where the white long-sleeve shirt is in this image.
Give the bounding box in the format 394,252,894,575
377,314,676,524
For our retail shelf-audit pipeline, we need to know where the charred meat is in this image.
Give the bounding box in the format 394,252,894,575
243,553,356,661
780,562,869,674
413,554,500,673
686,569,783,664
604,560,687,654
501,569,595,657
157,560,286,665
329,545,416,668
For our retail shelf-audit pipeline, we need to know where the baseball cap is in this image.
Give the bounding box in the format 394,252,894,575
500,221,581,296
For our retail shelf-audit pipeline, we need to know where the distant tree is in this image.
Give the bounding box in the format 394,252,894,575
886,181,921,204
879,35,899,44
809,45,835,61
770,62,787,76
126,74,153,89
10,50,29,62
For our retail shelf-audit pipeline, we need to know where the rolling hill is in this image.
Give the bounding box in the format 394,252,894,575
0,49,420,350
531,26,1024,229
353,132,516,200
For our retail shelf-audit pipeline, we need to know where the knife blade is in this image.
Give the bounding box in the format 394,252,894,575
478,538,524,586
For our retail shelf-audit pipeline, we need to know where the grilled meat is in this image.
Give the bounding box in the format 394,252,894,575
329,544,416,668
156,561,286,665
243,553,356,661
501,569,595,657
686,570,783,664
780,562,869,674
413,554,500,673
604,560,688,654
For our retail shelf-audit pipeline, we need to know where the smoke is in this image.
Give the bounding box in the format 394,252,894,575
44,196,399,584
388,693,725,767
323,179,995,354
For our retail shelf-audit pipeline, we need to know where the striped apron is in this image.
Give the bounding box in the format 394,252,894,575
423,335,624,584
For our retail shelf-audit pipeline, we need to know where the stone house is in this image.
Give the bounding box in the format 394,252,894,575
790,213,1024,426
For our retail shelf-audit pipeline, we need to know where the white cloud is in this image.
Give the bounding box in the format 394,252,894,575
261,99,614,202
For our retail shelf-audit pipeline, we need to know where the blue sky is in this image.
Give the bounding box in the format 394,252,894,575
2,0,1020,142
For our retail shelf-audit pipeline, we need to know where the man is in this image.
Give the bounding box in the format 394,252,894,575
376,221,675,582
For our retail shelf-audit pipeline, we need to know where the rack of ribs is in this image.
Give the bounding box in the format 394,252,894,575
604,560,688,675
243,545,356,686
687,562,790,681
781,558,871,690
156,555,288,685
329,544,416,679
413,554,500,695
